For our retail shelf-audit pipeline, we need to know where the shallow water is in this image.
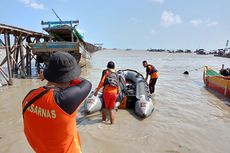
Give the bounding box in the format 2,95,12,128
0,50,230,153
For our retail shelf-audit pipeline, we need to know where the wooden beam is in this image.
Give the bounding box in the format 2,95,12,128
0,24,49,38
9,54,18,68
0,37,5,46
12,35,18,72
7,33,13,75
20,37,26,75
4,32,13,85
0,66,9,83
0,48,16,67
15,34,23,72
0,66,8,77
0,37,17,67
35,37,40,43
25,37,31,76
0,57,7,66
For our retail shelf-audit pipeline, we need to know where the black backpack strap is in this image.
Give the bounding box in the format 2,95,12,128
100,69,107,81
103,69,110,86
23,87,50,116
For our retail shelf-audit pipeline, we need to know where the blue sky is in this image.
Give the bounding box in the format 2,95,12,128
0,0,229,50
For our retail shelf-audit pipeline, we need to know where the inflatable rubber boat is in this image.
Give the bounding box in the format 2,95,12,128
84,69,154,118
84,91,103,114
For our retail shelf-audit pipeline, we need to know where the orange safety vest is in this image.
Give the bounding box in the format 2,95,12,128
147,65,159,79
22,87,82,153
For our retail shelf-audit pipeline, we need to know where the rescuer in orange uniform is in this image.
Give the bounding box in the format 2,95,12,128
94,61,119,124
22,51,92,153
142,60,158,94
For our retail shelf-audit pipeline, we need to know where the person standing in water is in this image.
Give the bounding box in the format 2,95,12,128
142,60,159,94
94,61,119,124
22,51,92,153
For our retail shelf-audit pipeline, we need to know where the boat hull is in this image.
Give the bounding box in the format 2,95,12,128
30,42,89,67
84,91,103,114
203,66,230,97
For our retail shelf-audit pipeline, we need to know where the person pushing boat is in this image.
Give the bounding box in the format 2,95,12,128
142,60,159,94
94,61,119,124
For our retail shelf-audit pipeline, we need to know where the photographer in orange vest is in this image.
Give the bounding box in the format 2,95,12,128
22,51,92,153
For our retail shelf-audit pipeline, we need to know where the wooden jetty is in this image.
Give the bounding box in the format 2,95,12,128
0,23,100,85
0,23,49,85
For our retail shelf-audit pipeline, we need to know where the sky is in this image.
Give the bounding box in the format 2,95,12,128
0,0,229,50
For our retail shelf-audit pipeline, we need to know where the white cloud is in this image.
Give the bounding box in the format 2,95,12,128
190,19,203,26
161,10,182,27
190,19,218,27
207,21,218,27
151,0,165,4
21,0,44,9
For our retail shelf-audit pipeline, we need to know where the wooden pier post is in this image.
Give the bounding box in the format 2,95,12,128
15,35,21,73
20,37,26,77
26,37,32,76
12,35,18,73
4,32,13,85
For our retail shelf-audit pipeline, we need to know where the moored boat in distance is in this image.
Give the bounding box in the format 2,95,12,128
203,66,230,97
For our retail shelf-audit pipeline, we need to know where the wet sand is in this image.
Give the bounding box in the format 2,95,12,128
0,50,230,153
0,79,45,153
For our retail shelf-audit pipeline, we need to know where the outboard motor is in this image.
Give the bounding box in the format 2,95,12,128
220,68,230,76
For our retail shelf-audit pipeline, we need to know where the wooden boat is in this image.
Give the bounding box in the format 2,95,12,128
30,20,90,67
203,66,230,97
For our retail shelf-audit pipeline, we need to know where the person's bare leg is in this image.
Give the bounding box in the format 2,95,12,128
102,108,106,121
109,109,115,124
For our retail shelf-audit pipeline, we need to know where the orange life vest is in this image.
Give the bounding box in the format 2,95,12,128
147,65,159,79
22,87,82,153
